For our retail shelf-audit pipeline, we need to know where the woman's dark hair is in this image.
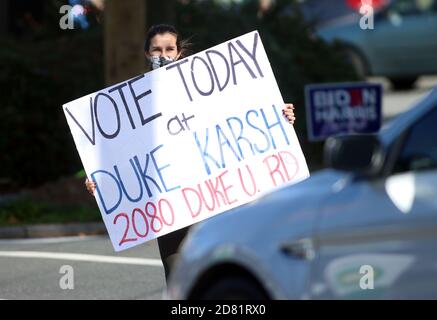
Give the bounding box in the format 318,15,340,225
144,24,191,58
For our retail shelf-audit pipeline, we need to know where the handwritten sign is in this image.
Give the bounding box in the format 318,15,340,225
305,82,382,141
63,31,310,251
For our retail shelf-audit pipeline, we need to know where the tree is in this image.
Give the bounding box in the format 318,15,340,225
104,0,147,86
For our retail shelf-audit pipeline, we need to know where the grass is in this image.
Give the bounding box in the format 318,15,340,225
0,198,101,226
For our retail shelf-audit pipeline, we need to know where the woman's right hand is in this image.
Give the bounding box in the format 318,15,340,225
85,178,97,196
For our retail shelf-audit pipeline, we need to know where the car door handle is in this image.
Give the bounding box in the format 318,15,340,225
280,237,316,260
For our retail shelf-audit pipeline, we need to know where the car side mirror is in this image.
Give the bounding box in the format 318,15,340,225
324,134,384,176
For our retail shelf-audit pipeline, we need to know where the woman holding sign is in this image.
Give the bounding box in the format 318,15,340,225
85,24,296,282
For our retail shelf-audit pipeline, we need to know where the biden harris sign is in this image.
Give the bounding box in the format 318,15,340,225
305,83,382,141
63,31,310,251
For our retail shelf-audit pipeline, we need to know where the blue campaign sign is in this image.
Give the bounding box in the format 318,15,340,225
305,82,382,141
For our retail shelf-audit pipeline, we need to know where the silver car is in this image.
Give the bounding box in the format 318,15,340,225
317,0,437,89
167,88,437,299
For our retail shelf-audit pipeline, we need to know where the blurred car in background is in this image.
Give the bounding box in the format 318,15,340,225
316,0,437,90
299,0,360,28
167,88,437,299
299,0,387,28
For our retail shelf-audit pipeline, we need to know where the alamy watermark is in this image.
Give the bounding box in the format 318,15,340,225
359,0,375,30
59,4,89,30
59,5,74,30
59,265,74,290
359,264,374,290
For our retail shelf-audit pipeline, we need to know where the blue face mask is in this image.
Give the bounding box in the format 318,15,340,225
149,56,175,70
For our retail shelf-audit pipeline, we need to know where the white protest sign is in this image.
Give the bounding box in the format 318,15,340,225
63,31,310,251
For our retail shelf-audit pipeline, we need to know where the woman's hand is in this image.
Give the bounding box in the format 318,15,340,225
84,178,97,196
283,103,296,125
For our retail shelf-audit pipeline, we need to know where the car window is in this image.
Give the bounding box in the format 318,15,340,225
389,0,435,15
393,107,437,173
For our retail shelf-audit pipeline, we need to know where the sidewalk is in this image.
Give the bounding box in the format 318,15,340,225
0,222,106,239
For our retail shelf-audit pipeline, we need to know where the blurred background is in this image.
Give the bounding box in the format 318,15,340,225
1,0,437,301
0,0,436,231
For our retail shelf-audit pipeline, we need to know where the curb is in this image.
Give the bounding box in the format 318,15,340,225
0,222,107,239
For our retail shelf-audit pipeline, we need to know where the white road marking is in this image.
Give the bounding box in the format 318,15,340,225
0,251,162,267
0,235,107,245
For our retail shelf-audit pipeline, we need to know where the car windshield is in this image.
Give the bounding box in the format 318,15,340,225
379,88,437,146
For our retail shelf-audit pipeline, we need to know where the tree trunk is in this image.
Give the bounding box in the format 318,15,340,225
104,0,146,86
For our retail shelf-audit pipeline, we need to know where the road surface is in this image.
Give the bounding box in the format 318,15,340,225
0,235,165,300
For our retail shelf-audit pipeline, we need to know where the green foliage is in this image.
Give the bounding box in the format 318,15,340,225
0,1,104,189
0,197,101,226
75,169,86,179
175,0,359,170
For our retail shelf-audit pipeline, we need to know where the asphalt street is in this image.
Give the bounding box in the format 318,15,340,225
1,76,436,300
375,76,437,120
0,235,165,299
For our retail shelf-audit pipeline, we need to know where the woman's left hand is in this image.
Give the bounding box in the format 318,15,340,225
283,103,296,125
